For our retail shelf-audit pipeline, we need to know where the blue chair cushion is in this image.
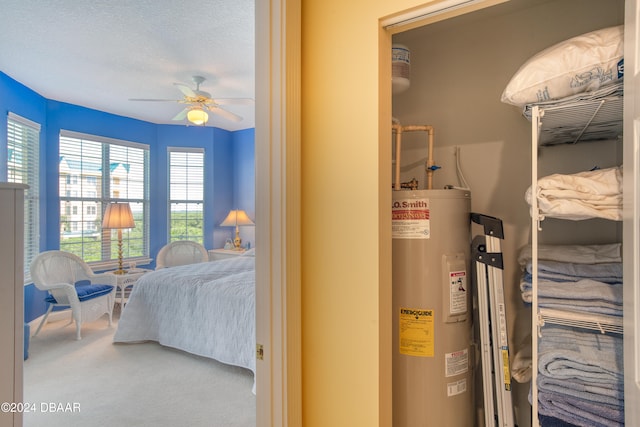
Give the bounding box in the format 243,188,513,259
44,283,114,304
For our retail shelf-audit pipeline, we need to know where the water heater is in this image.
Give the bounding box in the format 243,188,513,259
392,188,473,426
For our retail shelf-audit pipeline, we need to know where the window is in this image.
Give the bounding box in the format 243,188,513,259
168,148,204,243
59,130,149,264
6,113,40,283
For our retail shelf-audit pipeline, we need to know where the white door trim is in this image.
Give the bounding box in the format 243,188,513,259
623,1,639,426
255,0,302,425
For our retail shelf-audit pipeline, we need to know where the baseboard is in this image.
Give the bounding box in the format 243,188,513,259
28,310,73,335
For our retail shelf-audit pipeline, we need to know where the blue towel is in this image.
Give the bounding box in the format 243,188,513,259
538,374,623,406
521,277,623,305
535,300,621,317
538,389,624,427
524,260,622,284
538,414,579,427
521,278,622,317
538,326,623,385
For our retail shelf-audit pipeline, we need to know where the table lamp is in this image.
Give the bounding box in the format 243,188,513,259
102,202,135,274
220,209,254,250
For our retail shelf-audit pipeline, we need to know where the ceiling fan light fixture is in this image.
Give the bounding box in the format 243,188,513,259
187,107,209,125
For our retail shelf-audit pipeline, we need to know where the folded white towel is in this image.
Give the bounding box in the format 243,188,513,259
525,166,622,220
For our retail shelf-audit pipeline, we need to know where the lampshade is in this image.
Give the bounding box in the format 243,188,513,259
220,210,255,227
102,202,135,229
187,108,209,125
220,210,254,250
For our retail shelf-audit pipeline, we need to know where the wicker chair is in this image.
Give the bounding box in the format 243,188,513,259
155,240,209,270
30,250,117,340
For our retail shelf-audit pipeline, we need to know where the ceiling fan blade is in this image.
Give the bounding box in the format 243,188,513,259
129,98,181,102
212,98,255,106
174,83,196,98
172,108,189,121
208,106,243,122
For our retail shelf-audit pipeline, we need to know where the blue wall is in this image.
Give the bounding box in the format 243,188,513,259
0,72,255,323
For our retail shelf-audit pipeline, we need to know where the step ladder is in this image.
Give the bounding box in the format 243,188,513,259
471,213,515,427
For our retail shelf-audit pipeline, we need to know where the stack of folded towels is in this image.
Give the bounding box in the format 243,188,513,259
537,325,623,426
517,243,624,426
519,243,623,320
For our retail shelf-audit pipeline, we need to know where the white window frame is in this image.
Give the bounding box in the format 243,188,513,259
59,130,150,267
6,112,40,284
167,147,205,243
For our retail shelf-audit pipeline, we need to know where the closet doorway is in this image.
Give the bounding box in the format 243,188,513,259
385,1,627,426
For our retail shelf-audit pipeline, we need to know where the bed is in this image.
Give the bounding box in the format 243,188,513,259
113,252,256,391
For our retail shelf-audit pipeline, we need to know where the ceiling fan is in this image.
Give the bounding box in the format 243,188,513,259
129,76,253,125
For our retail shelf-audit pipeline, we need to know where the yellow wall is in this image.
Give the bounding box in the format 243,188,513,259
301,1,625,426
301,1,436,425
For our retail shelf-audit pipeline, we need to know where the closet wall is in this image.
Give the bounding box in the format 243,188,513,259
391,0,624,426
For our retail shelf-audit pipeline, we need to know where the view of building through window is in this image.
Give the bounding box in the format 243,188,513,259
59,131,149,263
6,124,205,268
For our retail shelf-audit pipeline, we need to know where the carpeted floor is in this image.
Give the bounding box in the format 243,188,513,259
22,307,256,427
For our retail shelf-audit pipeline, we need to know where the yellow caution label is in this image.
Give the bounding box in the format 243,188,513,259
502,348,511,391
399,308,434,357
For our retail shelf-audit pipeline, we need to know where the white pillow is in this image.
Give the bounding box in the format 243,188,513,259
501,25,624,108
242,247,256,257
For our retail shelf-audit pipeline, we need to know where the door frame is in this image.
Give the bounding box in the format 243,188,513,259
255,0,302,426
623,1,639,426
255,0,507,425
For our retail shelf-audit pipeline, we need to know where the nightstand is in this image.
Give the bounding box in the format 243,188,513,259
107,268,151,305
208,248,246,261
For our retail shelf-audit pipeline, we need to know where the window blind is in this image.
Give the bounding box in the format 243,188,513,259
59,130,149,263
7,113,40,283
168,147,205,243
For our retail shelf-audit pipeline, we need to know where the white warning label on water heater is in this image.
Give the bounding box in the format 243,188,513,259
392,198,430,239
445,348,469,377
447,379,467,397
449,270,467,314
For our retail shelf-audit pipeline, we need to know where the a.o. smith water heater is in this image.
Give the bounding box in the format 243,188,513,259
392,188,473,426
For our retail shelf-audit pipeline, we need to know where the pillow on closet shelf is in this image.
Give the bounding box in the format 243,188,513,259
501,25,624,108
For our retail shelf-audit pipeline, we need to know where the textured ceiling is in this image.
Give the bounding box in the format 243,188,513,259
0,0,255,131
